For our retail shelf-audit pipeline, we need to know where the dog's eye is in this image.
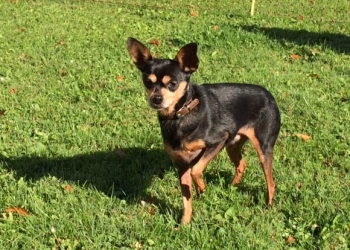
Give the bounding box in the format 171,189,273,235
144,79,153,89
167,82,177,89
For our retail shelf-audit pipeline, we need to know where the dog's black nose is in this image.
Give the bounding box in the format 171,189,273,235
152,95,163,105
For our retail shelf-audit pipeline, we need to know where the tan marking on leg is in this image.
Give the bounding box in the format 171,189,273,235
225,135,248,185
238,127,275,205
148,74,157,83
262,151,275,205
162,75,172,85
179,167,192,224
191,133,229,195
238,127,265,163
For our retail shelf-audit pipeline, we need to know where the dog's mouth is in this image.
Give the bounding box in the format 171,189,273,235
149,98,173,110
150,103,163,110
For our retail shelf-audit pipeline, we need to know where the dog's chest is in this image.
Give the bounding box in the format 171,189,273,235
160,119,205,165
163,141,204,165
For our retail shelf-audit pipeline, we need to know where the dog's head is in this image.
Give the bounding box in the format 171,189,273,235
127,37,199,116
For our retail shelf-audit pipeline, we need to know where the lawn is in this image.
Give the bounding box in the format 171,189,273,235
0,0,349,249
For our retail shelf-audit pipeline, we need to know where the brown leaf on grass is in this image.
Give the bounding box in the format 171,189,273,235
116,75,124,81
114,146,126,158
147,206,157,215
59,69,67,76
55,238,63,246
10,88,17,94
290,54,301,60
297,182,303,189
17,27,26,32
296,133,311,142
147,196,156,204
149,39,160,46
191,10,198,17
297,15,303,21
64,184,73,193
0,110,6,117
5,207,30,216
287,236,296,244
310,0,316,5
213,25,219,31
59,41,66,45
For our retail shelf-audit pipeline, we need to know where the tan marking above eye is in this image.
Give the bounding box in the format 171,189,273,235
162,75,172,85
148,74,157,83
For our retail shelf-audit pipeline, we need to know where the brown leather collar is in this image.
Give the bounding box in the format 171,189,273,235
176,98,199,118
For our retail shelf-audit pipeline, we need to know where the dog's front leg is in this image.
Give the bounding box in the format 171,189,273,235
191,134,229,196
178,167,193,224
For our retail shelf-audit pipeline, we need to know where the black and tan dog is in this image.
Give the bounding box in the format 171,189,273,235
127,37,281,224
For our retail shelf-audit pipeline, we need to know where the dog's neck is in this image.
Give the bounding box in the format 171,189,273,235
176,83,195,110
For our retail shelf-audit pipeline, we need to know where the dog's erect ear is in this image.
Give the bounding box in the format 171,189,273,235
127,37,153,71
175,43,199,73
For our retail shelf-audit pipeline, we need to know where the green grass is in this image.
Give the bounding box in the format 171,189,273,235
1,0,350,249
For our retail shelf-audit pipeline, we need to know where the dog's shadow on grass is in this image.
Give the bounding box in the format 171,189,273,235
1,148,174,205
240,25,350,55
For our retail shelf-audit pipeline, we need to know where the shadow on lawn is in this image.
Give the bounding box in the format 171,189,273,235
241,25,350,55
1,148,173,201
1,147,266,217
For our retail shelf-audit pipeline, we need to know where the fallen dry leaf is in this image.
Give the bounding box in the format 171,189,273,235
147,196,156,204
297,182,303,189
114,146,126,158
116,75,124,81
290,54,301,60
146,206,157,215
17,27,25,32
191,10,198,17
55,238,63,246
59,69,67,76
296,133,311,142
0,110,6,117
59,41,66,45
10,88,17,94
287,236,296,244
5,207,30,216
298,15,303,21
213,25,219,31
149,39,160,46
64,184,73,193
309,73,319,79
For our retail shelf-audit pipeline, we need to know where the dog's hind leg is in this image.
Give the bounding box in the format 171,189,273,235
226,134,248,185
259,150,275,205
239,127,277,205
